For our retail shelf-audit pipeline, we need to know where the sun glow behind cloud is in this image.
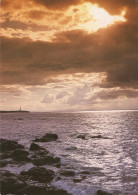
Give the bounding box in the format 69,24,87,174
0,2,126,42
76,3,126,33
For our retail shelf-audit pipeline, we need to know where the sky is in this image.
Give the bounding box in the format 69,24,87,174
0,0,138,112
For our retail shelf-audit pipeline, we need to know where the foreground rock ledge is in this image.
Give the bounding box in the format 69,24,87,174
20,167,54,183
1,170,71,195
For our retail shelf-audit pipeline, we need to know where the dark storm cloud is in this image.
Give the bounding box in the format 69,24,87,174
31,0,137,13
1,15,138,87
1,0,137,16
32,0,81,10
1,1,138,88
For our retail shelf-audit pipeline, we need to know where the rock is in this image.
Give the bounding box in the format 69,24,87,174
96,190,112,195
55,163,61,168
46,187,71,195
0,160,9,167
91,135,102,139
0,139,24,153
60,170,75,177
20,167,54,183
81,171,90,175
34,133,58,142
32,155,60,166
1,152,12,159
0,170,26,194
73,176,83,183
29,142,45,151
77,135,86,139
12,149,30,162
66,146,77,151
17,186,71,195
17,118,23,120
17,186,47,195
91,135,109,139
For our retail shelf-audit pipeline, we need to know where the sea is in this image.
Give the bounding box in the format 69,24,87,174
0,111,138,195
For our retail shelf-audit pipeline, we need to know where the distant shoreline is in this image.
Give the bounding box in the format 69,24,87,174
0,111,30,113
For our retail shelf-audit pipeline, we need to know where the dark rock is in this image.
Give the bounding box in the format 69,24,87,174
17,186,71,195
0,170,26,194
91,135,109,139
46,187,71,195
17,185,47,195
34,133,58,142
66,146,77,151
17,118,23,120
0,160,9,167
0,139,24,153
81,171,90,175
1,152,12,159
91,135,102,139
29,142,45,151
73,176,83,183
0,170,15,177
31,150,49,158
60,170,75,177
20,167,54,183
12,149,30,162
96,190,112,195
77,135,86,139
55,163,61,168
32,155,60,166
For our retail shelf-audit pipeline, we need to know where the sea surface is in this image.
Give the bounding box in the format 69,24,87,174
0,111,138,195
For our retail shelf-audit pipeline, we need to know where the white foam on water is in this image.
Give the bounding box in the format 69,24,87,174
0,163,33,175
52,180,96,195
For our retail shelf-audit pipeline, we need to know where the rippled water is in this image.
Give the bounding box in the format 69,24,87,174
0,111,138,195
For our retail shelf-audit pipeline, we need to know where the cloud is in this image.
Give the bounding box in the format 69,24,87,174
95,89,138,100
1,10,138,88
87,0,136,14
32,0,81,10
56,91,69,99
41,94,54,103
1,0,138,111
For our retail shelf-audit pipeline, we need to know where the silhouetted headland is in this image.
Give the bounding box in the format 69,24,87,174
0,110,30,113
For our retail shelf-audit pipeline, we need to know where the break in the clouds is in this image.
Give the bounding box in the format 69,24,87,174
0,0,138,111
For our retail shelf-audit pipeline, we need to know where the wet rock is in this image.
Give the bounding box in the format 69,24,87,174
46,187,71,195
66,146,77,151
81,171,90,175
0,139,24,153
12,149,30,162
17,186,71,195
29,142,45,151
91,135,109,139
0,159,9,167
17,118,23,120
60,170,75,177
91,135,102,139
73,176,83,183
77,135,86,140
32,155,60,166
96,190,112,195
0,170,26,194
20,167,54,183
1,152,12,159
55,163,61,168
34,133,58,142
17,186,47,195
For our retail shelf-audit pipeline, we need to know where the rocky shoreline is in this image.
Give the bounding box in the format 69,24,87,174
0,133,112,195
